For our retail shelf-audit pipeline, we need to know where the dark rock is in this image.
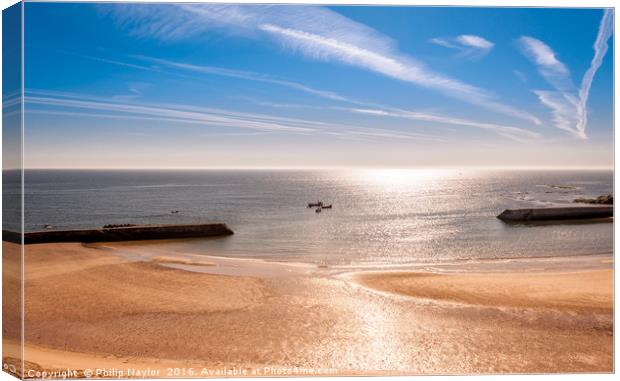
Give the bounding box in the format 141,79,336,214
574,194,613,205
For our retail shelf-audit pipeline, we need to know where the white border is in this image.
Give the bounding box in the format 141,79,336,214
0,1,616,381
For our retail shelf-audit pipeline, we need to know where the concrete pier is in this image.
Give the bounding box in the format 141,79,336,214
2,223,234,244
497,206,613,222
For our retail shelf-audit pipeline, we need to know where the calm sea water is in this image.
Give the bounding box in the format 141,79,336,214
3,169,614,265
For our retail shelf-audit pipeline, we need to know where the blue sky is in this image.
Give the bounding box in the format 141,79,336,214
22,3,614,169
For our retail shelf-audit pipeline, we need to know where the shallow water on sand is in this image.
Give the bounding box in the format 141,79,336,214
7,168,613,265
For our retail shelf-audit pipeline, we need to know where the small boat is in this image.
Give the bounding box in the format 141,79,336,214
308,201,323,208
315,207,322,213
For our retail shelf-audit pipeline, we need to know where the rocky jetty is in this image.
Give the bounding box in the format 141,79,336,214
574,194,613,205
497,206,613,222
2,223,234,244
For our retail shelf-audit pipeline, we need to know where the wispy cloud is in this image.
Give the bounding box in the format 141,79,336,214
27,90,322,133
431,34,494,58
2,91,22,119
3,92,21,110
102,3,540,126
111,82,151,101
258,23,533,123
578,9,614,136
457,35,494,50
33,45,542,142
132,56,541,141
518,36,572,91
347,107,541,142
325,127,446,143
517,9,613,139
429,37,457,49
25,90,444,142
134,55,348,102
237,97,324,110
34,46,349,104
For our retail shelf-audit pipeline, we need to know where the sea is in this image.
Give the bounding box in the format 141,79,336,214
2,169,614,266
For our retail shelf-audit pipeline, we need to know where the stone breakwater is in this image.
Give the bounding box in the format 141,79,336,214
497,206,613,222
2,223,234,244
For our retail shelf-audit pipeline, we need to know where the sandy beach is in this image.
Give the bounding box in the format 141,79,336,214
2,241,614,377
353,270,613,313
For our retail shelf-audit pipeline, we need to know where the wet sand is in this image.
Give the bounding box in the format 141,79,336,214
353,270,613,313
2,241,614,377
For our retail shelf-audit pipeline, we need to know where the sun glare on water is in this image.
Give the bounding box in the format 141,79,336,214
355,168,455,190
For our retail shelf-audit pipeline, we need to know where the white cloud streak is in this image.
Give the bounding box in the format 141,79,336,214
134,55,349,102
33,47,542,142
429,37,457,49
103,3,540,126
519,36,572,91
25,90,444,142
430,34,494,58
28,95,317,133
259,23,484,97
2,91,22,119
258,23,535,124
456,35,494,50
578,9,614,136
519,36,567,70
518,9,613,139
348,107,541,142
133,56,541,141
41,48,349,104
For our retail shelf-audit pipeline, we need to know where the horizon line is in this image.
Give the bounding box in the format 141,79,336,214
5,166,615,171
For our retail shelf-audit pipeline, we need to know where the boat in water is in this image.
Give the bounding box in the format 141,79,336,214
308,201,332,212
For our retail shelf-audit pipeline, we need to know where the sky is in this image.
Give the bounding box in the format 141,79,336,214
20,3,614,169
